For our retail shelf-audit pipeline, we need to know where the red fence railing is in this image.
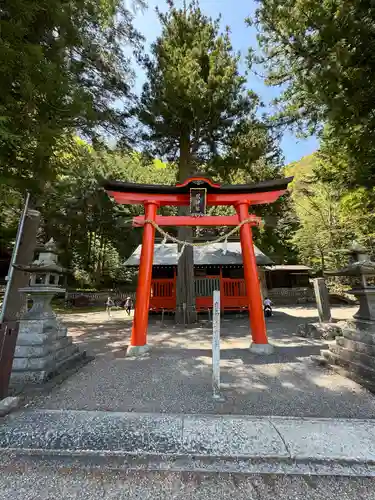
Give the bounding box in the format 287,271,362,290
149,277,248,312
150,278,176,311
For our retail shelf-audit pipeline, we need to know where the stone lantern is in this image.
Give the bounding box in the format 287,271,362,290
19,238,66,319
320,241,375,392
10,239,85,386
326,241,375,321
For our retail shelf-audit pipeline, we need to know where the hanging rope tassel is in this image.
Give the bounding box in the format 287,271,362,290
178,243,186,258
222,237,228,255
161,235,167,247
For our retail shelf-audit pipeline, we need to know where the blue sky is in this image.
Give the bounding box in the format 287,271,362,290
130,0,318,164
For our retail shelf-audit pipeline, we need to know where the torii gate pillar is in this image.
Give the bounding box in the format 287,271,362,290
237,202,273,354
127,201,157,356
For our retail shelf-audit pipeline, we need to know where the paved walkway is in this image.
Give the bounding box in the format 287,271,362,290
27,306,375,418
3,409,375,466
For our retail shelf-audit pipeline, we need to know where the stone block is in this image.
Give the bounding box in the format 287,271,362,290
16,332,58,346
12,356,50,371
343,318,375,333
0,397,21,417
336,336,375,356
12,343,78,371
296,322,342,340
342,328,375,345
321,349,375,391
18,319,59,337
14,337,71,358
182,416,287,457
10,369,50,385
10,351,86,385
273,418,375,461
329,344,375,371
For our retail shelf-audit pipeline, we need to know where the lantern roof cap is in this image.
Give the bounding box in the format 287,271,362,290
35,238,59,254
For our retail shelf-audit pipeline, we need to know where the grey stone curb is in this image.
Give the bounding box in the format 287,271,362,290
1,410,375,475
2,449,375,477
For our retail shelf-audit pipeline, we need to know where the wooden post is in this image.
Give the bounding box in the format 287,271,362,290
236,203,273,354
212,290,224,401
127,201,157,356
313,278,332,323
219,266,224,312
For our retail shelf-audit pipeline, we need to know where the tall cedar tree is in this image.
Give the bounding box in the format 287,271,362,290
139,0,262,323
0,0,143,320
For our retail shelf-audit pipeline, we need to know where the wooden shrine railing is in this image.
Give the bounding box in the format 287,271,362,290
149,277,248,312
221,278,248,311
195,277,220,312
150,278,176,311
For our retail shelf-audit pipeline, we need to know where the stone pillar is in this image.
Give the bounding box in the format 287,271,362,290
313,278,332,323
11,287,83,385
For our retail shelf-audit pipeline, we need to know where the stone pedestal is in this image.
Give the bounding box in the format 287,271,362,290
317,243,375,391
320,319,375,392
10,286,85,386
349,287,375,321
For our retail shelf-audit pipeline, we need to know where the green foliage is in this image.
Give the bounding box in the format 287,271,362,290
285,153,375,271
39,137,177,287
0,0,143,199
251,0,375,187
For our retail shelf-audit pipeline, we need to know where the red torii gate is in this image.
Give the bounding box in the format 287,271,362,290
105,175,293,356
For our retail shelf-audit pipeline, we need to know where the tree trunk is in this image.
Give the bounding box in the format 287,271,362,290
175,134,197,324
320,249,325,273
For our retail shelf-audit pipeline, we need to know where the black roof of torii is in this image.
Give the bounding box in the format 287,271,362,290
103,175,294,195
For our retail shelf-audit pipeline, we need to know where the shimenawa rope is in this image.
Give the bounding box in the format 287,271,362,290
143,217,263,249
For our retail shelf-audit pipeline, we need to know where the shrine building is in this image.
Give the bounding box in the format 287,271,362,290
124,242,312,312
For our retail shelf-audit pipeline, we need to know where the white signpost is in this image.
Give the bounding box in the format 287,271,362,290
212,290,224,401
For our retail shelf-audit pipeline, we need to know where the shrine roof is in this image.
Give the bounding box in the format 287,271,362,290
124,242,273,267
104,176,293,195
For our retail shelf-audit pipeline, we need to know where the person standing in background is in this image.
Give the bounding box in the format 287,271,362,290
106,296,114,318
124,296,132,316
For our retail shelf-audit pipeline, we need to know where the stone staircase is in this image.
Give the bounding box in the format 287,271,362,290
320,319,375,392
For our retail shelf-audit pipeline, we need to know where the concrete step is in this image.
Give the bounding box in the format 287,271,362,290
337,336,375,356
321,349,375,392
1,409,375,477
329,344,375,371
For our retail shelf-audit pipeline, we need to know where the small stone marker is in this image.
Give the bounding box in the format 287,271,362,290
313,278,332,323
212,290,224,401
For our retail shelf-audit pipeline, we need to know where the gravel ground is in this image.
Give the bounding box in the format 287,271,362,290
27,306,375,418
1,464,375,500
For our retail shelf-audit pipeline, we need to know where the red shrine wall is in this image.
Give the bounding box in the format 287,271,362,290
149,265,268,312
